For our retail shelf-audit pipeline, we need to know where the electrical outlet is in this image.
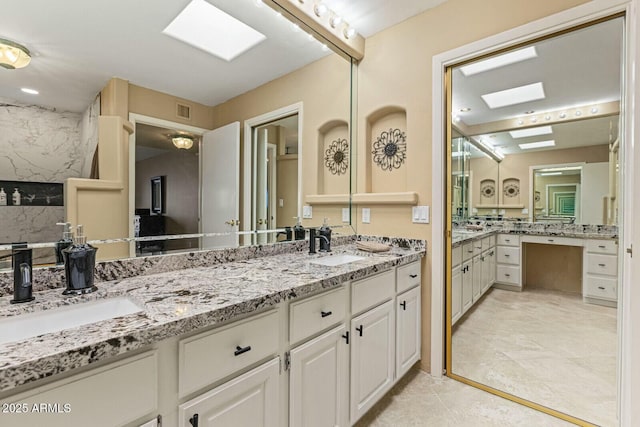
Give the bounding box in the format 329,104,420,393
342,208,350,223
362,208,371,224
412,206,430,224
302,205,313,219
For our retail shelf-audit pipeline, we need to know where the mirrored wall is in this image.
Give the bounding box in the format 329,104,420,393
448,16,623,426
0,0,356,269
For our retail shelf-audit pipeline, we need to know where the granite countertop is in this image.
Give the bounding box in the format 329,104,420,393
0,243,424,393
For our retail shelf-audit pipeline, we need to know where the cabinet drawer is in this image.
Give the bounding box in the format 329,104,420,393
397,261,421,294
462,242,474,261
352,269,395,316
586,239,618,255
481,236,491,251
584,275,617,300
452,245,462,267
497,246,520,265
586,254,617,276
290,287,347,345
497,234,519,246
179,310,279,397
496,265,520,285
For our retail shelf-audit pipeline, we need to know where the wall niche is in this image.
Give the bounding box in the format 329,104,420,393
317,119,350,196
502,177,521,205
366,106,408,194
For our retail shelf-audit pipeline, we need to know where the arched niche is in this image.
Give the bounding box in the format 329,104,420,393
365,106,408,193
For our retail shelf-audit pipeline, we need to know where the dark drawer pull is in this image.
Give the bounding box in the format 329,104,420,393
504,274,511,277
598,245,606,249
548,239,554,242
356,325,363,337
321,310,332,318
599,263,606,267
234,345,252,356
475,246,482,249
190,414,199,427
505,239,511,242
467,250,473,253
598,286,606,290
400,301,407,310
342,331,349,344
504,254,510,257
409,274,418,278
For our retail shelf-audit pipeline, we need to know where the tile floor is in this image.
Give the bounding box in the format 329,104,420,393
452,288,617,426
355,366,574,426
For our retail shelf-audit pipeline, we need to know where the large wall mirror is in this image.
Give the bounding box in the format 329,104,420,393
448,16,623,426
0,0,355,268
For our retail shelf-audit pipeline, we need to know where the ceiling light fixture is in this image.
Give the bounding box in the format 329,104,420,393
559,112,567,119
540,172,562,176
172,136,194,150
0,38,31,69
460,46,538,76
20,88,39,95
575,110,582,116
330,14,342,28
519,140,555,150
481,82,545,109
591,107,599,114
162,0,266,62
509,126,552,139
539,166,581,172
343,26,357,39
314,3,328,17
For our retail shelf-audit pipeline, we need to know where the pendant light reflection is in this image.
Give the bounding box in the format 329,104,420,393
0,38,31,69
172,136,194,150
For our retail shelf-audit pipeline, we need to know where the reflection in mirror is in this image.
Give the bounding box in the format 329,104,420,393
0,0,354,268
449,17,622,426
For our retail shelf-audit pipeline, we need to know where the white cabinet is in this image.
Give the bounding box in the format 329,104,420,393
461,260,473,313
481,250,491,294
178,358,280,427
583,238,618,306
396,286,421,378
472,254,482,302
451,264,462,325
290,325,349,427
495,234,521,289
350,299,395,424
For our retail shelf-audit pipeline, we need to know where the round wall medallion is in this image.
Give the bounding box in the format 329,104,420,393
324,138,349,175
504,183,520,198
481,183,495,198
372,128,407,171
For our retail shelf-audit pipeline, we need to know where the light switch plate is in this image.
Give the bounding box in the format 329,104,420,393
499,209,506,215
342,208,350,223
279,198,284,208
522,208,528,214
412,206,430,224
362,208,371,224
302,205,313,219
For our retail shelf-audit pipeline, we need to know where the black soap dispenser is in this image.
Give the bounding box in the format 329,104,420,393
293,217,305,241
319,217,332,252
55,222,73,265
62,225,98,295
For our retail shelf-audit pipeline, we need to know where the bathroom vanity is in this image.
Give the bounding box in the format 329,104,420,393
0,238,424,427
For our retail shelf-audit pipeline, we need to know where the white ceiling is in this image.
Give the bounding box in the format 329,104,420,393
0,0,447,113
452,17,623,157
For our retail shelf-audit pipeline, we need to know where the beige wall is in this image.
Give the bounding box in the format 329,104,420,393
354,0,589,372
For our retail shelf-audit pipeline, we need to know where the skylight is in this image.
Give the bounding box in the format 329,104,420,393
518,140,555,150
509,126,553,139
460,47,538,76
481,82,546,109
163,0,266,62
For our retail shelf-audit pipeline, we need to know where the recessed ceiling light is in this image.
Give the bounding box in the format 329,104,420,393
459,46,538,76
540,172,562,176
21,88,38,95
509,126,552,139
162,0,266,62
519,140,555,150
481,82,545,109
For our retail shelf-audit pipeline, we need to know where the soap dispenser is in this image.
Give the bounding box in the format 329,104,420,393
55,222,73,265
10,248,34,304
293,217,305,241
319,218,332,252
12,188,20,206
0,188,6,206
62,225,98,295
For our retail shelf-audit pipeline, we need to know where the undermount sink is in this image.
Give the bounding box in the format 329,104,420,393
0,296,143,346
310,254,366,267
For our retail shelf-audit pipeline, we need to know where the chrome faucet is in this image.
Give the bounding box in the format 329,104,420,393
11,248,34,304
309,228,331,254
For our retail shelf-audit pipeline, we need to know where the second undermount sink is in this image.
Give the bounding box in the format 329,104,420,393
0,296,144,346
310,254,366,267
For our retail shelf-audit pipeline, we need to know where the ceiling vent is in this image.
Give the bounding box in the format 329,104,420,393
176,102,192,120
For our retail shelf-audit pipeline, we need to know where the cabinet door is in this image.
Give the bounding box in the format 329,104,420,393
350,300,395,424
462,261,473,313
396,286,421,379
179,358,279,427
451,265,462,324
490,248,497,284
481,251,491,294
290,325,349,427
472,255,482,302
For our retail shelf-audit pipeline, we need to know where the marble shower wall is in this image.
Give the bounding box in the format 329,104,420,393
0,96,99,257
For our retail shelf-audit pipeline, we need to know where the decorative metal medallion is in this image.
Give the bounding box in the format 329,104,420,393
504,182,520,198
372,128,407,171
324,138,349,175
535,191,541,202
481,183,495,198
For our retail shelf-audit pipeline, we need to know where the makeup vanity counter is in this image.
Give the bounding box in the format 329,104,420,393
0,238,424,426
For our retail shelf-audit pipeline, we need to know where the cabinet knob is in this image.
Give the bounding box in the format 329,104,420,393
321,310,332,318
400,301,407,310
234,345,252,356
356,325,364,337
189,414,199,427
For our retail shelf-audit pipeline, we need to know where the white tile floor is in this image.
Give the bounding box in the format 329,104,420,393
357,288,617,426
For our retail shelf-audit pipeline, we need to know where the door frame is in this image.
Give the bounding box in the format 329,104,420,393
430,0,639,423
128,113,209,257
243,102,303,245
